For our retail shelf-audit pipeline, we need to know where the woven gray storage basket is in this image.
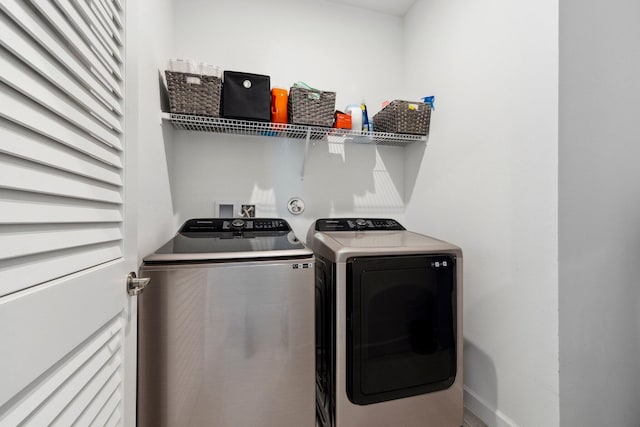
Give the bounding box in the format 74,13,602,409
165,71,221,117
288,87,336,127
372,100,431,135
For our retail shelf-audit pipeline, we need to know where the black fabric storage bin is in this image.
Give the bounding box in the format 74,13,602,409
222,71,270,121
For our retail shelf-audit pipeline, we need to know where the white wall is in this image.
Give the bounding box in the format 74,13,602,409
559,0,640,425
132,0,180,260
170,0,408,238
403,1,559,426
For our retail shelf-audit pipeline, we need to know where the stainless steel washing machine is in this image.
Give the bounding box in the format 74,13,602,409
307,218,463,427
137,218,315,427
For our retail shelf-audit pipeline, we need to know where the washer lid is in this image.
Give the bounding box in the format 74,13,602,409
143,218,313,263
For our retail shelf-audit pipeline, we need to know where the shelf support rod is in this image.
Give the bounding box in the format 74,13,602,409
300,128,312,180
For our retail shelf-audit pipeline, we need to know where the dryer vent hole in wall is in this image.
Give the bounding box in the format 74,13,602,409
287,197,305,215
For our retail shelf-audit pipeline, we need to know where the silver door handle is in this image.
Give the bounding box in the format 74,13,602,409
127,272,150,296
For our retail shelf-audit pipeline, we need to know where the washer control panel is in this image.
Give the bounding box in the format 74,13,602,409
315,218,405,231
180,218,290,233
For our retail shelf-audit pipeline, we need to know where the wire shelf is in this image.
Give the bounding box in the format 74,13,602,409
162,113,426,147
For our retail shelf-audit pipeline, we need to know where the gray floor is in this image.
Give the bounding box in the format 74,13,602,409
464,407,489,427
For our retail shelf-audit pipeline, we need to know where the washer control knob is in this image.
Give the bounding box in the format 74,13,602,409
231,219,246,229
355,218,368,229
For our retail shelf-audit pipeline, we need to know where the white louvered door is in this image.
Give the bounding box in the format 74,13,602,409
0,0,135,425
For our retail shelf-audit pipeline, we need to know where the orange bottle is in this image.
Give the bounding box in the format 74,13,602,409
271,88,288,124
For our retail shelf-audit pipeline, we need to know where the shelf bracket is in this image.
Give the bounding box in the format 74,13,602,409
300,127,312,180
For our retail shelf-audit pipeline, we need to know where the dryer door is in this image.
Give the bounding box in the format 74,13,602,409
346,254,457,405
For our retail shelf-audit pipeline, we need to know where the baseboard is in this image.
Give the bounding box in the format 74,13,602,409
464,387,519,427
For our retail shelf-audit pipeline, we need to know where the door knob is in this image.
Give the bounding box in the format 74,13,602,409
127,272,150,296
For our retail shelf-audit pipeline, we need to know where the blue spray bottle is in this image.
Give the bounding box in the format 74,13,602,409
421,96,435,110
361,101,369,132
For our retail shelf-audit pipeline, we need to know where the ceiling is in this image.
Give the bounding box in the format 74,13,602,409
322,0,417,17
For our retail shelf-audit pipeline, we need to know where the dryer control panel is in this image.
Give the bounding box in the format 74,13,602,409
315,218,405,231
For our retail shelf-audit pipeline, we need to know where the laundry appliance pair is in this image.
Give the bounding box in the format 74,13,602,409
137,217,462,427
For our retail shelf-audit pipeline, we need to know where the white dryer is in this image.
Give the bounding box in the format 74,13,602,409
307,218,463,427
